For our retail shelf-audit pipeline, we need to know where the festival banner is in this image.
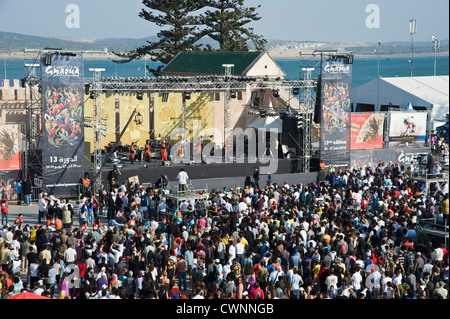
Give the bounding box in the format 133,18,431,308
40,52,85,197
350,147,430,169
320,54,352,166
0,124,24,171
388,111,427,148
350,113,385,150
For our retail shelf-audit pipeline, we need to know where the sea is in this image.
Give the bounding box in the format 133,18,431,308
1,54,449,88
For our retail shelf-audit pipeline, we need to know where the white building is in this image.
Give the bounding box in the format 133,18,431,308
352,75,449,129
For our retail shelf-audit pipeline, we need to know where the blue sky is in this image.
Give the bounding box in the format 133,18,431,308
0,0,448,43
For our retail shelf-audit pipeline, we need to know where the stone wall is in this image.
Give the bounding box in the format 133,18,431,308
0,79,29,124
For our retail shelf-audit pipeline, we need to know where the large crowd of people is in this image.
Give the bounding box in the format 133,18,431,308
0,157,448,300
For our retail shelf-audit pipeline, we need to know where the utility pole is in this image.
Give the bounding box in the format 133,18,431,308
432,36,439,76
409,18,417,77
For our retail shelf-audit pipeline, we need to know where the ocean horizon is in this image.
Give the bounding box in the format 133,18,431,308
1,54,448,89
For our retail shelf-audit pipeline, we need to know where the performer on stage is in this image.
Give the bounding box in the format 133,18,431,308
144,142,151,162
160,140,168,165
129,142,136,164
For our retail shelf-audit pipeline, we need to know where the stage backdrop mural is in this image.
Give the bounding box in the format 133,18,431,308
119,93,151,148
84,92,116,153
388,111,428,148
320,54,352,166
350,113,385,150
40,52,85,197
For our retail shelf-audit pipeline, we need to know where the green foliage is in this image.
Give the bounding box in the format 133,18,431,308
199,0,267,51
113,0,207,76
113,0,266,76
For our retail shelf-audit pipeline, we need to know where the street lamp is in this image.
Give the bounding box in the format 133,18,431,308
432,36,439,76
377,41,381,78
409,18,417,77
377,41,381,111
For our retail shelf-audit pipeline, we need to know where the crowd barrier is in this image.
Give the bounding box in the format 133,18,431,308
1,186,41,204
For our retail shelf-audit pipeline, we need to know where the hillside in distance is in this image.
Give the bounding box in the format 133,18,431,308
0,31,159,52
0,31,448,55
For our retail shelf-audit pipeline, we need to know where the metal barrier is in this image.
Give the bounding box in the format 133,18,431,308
1,186,42,204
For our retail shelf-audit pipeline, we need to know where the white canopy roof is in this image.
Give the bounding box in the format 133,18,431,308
352,75,449,123
382,76,449,107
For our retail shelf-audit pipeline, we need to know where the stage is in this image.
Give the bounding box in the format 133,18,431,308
86,157,320,190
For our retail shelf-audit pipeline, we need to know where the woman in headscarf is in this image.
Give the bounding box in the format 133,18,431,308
109,273,121,290
58,272,70,298
96,272,108,293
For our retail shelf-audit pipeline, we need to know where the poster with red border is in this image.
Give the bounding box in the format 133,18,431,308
350,113,385,150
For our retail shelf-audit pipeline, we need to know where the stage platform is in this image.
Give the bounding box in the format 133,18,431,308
415,219,449,247
86,157,320,191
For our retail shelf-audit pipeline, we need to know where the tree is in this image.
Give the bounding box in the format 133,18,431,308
200,0,267,51
113,0,207,76
113,0,266,75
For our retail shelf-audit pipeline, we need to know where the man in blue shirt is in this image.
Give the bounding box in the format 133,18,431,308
15,180,22,205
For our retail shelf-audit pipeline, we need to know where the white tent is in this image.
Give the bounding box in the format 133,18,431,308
352,75,449,128
247,115,282,132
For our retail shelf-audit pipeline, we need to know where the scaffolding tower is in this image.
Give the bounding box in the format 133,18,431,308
89,68,106,196
23,49,43,181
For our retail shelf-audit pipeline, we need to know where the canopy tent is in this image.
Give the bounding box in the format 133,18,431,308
247,115,282,133
352,75,449,127
7,291,52,299
436,122,449,140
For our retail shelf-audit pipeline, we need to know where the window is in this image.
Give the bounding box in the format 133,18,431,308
238,92,243,100
162,92,169,102
215,92,221,101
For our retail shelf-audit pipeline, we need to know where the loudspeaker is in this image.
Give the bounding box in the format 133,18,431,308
281,116,303,151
